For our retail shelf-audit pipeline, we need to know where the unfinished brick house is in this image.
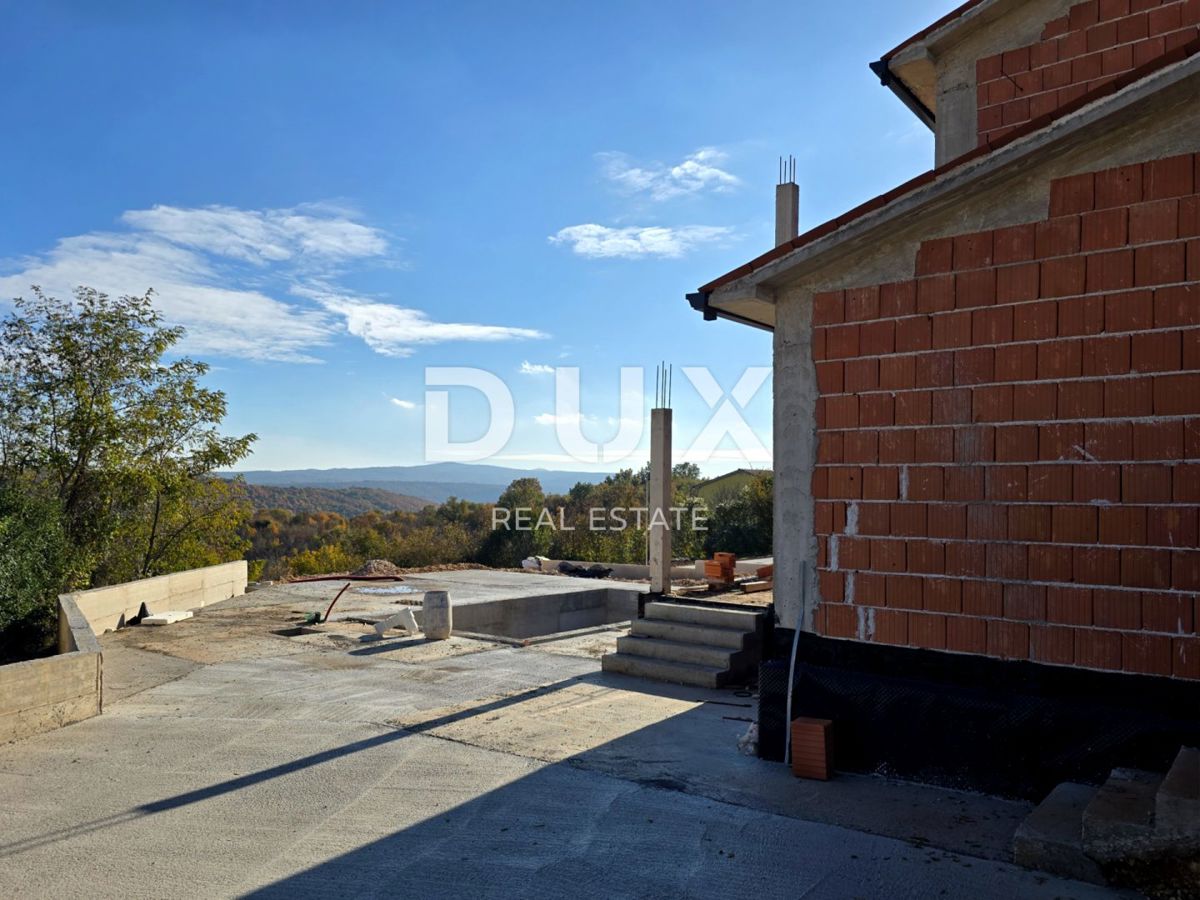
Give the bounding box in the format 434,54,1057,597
687,0,1200,832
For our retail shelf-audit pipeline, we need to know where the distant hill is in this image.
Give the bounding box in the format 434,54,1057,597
240,484,435,517
222,462,610,504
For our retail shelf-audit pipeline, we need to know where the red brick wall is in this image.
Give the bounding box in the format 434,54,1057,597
811,153,1200,680
976,0,1200,147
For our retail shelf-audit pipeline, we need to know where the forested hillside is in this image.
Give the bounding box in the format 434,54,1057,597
240,484,433,517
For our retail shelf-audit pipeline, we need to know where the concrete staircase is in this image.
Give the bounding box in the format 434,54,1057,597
601,601,763,688
1013,747,1199,886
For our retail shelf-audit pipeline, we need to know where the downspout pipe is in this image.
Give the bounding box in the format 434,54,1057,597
870,57,935,131
686,291,774,333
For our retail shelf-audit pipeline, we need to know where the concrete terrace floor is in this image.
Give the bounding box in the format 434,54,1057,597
0,578,1127,899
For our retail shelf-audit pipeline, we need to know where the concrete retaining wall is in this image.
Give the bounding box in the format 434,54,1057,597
446,586,643,640
0,561,247,744
65,560,248,634
0,595,101,744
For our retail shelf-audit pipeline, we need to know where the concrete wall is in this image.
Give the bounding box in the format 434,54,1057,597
0,596,101,744
65,560,248,634
445,586,643,640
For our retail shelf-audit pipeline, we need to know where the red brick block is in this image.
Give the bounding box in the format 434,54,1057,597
1032,37,1061,68
895,316,932,353
907,541,945,575
996,425,1039,462
927,504,966,540
1123,463,1173,502
875,281,915,318
953,231,993,270
1099,588,1142,628
1133,420,1184,461
1135,242,1186,286
895,390,932,426
1085,421,1133,460
1081,207,1128,251
1122,548,1172,589
855,572,886,605
1082,335,1131,375
988,620,1030,660
816,361,844,395
1099,506,1148,545
997,262,1041,303
1075,463,1122,502
977,54,1004,82
994,223,1037,264
1129,198,1180,244
1123,633,1173,675
1044,59,1075,90
856,503,889,536
947,616,988,655
924,578,962,614
1005,583,1047,621
1038,339,1083,378
1088,18,1120,50
973,305,1014,345
1060,379,1104,420
956,269,997,309
859,320,896,356
818,433,843,464
916,239,954,276
1065,265,1100,325
1131,330,1181,372
1132,34,1167,66
918,275,956,313
944,466,985,502
1014,382,1059,420
862,466,899,500
813,290,845,326
967,503,1008,540
1087,249,1135,293
962,579,1003,617
1031,544,1076,581
1175,463,1200,501
1144,153,1195,199
1154,373,1200,415
1104,289,1154,331
881,359,915,394
1032,625,1076,665
1036,216,1082,258
838,536,872,571
987,543,1028,579
1010,504,1053,541
1053,505,1098,543
932,310,973,349
995,344,1038,381
1190,237,1200,281
1095,163,1144,209
1041,256,1087,297
890,502,928,535
827,466,862,499
822,604,857,639
947,542,987,577
1048,586,1093,625
845,286,880,322
818,569,845,602
1050,172,1096,216
1176,637,1200,679
843,431,878,464
972,384,1013,422
1117,10,1150,43
1148,1,1184,34
958,347,997,386
1173,550,1200,590
1077,629,1123,670
1030,464,1074,501
954,425,996,463
871,608,909,645
1101,41,1134,73
915,355,952,396
812,328,826,362
1105,376,1153,417
1074,546,1122,585
931,388,972,425
825,394,858,429
1147,508,1199,548
1141,592,1194,633
844,358,879,393
1040,423,1085,461
1181,197,1200,238
907,467,945,501
878,430,914,464
826,324,861,359
910,612,948,650
987,465,1029,501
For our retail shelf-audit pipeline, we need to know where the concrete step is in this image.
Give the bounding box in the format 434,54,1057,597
601,652,726,688
1012,783,1105,885
644,601,762,632
1156,746,1200,838
615,635,742,669
630,618,750,649
1082,768,1162,862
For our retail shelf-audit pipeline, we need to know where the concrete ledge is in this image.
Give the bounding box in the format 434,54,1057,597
64,560,248,634
0,561,246,744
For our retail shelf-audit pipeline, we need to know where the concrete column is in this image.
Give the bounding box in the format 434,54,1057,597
775,182,799,246
648,407,672,594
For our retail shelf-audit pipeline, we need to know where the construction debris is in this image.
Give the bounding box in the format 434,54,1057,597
141,610,194,626
352,559,405,578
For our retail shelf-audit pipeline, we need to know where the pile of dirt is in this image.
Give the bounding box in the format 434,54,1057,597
351,559,405,577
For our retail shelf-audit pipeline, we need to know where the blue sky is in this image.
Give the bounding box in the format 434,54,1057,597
0,1,948,477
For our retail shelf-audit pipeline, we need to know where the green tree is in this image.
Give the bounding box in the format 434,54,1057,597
0,287,256,654
702,472,773,558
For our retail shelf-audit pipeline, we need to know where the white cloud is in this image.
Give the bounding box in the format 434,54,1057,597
599,147,740,201
316,293,546,358
389,397,418,409
520,361,554,376
534,412,590,426
0,203,543,363
549,224,734,259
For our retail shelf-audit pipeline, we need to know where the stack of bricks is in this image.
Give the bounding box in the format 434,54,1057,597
811,153,1200,680
704,552,737,584
790,718,835,780
976,0,1200,148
